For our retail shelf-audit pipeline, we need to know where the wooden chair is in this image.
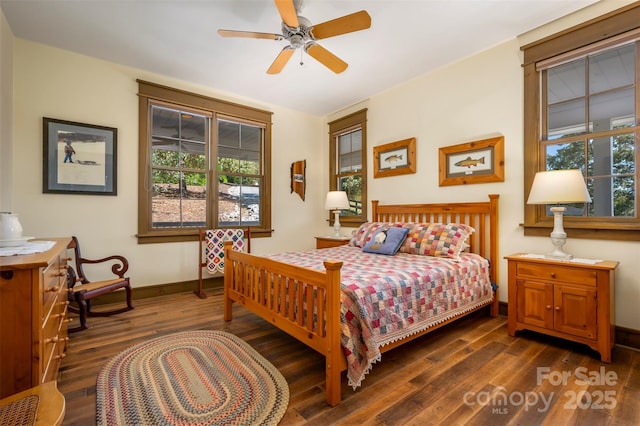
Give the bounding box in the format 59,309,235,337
0,381,65,426
66,236,133,332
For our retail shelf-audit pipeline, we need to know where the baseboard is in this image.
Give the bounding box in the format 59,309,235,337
88,282,640,351
87,277,224,305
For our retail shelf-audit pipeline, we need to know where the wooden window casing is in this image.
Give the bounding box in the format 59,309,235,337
328,109,368,227
521,3,640,241
137,80,272,243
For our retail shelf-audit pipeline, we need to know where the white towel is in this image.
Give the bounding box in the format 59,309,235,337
0,240,55,257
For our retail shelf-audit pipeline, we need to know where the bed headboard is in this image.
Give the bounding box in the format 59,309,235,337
371,194,499,287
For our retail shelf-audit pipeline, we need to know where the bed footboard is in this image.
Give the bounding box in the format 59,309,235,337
223,242,345,406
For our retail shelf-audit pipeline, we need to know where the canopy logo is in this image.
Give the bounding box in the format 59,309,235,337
463,366,618,414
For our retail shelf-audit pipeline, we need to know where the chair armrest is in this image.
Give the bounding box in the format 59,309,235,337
78,255,129,279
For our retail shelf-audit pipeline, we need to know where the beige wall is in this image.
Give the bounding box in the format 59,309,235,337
0,9,13,211
2,2,638,330
10,38,326,286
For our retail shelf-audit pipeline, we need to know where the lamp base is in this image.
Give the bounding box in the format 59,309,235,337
545,251,573,260
333,210,341,237
546,206,572,260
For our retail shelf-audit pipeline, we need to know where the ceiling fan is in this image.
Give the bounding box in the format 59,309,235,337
218,0,371,74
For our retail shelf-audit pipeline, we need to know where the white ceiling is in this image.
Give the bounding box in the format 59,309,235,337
0,0,599,116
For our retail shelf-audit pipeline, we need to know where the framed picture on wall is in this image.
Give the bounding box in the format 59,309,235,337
438,136,504,186
43,117,117,195
290,159,306,201
373,137,416,178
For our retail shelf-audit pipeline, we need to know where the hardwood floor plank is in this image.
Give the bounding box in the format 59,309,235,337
57,291,639,425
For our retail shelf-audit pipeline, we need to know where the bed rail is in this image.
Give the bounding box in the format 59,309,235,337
223,247,344,406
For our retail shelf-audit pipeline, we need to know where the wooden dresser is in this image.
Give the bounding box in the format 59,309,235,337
0,238,71,399
505,253,618,363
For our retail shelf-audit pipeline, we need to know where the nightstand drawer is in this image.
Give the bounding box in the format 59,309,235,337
516,262,597,286
315,236,350,249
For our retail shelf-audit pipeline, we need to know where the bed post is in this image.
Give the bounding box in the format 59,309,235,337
371,200,380,221
223,241,234,321
324,259,343,407
488,194,499,317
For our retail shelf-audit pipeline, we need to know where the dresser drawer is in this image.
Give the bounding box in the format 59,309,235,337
42,258,65,313
41,298,67,383
516,262,597,286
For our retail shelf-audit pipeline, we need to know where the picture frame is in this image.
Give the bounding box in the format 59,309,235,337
43,117,117,195
438,136,504,186
290,159,306,201
373,137,416,178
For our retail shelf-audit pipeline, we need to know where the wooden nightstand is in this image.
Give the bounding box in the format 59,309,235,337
315,236,351,249
505,253,618,362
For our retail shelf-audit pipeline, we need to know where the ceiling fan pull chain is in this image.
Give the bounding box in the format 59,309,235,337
300,48,304,67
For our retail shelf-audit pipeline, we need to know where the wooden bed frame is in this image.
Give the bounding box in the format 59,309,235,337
223,194,499,406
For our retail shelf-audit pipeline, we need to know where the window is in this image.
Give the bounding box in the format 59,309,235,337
328,109,367,227
137,81,272,243
521,4,640,240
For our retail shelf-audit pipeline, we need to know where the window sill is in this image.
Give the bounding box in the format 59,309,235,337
522,223,640,242
136,228,272,244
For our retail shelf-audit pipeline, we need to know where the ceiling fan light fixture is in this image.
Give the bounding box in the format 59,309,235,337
289,34,304,49
219,0,370,75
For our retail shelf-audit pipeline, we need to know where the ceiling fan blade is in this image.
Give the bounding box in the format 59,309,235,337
267,47,295,74
274,0,299,28
311,10,371,40
218,29,282,40
305,43,348,74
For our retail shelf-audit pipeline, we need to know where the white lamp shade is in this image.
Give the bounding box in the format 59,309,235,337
527,170,592,205
325,191,350,210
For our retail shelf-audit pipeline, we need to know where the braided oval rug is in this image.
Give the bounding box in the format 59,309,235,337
96,330,289,425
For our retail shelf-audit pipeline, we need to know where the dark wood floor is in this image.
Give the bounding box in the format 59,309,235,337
58,288,639,425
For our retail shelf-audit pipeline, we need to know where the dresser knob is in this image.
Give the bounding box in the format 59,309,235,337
46,336,59,344
550,273,556,278
47,285,60,292
546,305,551,310
555,306,560,311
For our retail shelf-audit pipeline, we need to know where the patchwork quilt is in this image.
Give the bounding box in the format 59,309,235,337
267,245,494,389
205,229,245,273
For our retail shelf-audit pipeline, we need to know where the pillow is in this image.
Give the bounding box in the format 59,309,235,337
398,222,431,255
362,227,410,255
349,222,403,248
416,223,475,259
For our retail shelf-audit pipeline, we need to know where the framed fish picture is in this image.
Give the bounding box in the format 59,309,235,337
438,136,504,186
373,137,416,178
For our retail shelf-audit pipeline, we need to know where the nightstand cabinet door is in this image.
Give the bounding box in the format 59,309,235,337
516,279,553,329
554,284,597,340
506,254,618,363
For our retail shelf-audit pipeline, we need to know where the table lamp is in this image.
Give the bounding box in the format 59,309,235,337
325,191,350,237
527,169,591,260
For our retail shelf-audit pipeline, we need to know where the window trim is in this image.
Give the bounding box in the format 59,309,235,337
137,80,272,243
328,108,368,227
521,3,640,241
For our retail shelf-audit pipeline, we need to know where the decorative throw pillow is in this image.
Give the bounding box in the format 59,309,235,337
398,222,430,255
362,227,410,255
349,222,402,248
349,222,375,247
417,223,475,259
